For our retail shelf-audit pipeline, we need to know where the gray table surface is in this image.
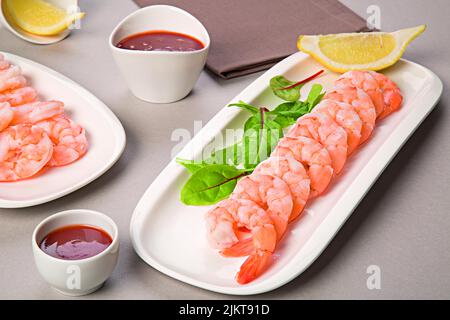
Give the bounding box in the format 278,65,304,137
0,0,449,300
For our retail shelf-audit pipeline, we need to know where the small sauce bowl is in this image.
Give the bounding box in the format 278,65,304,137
32,209,119,296
109,5,210,103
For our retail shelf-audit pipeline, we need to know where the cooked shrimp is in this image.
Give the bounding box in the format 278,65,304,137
0,76,26,93
0,124,53,181
325,85,376,144
0,87,37,106
10,100,64,125
272,136,333,198
335,70,385,116
368,71,403,120
288,112,348,174
0,55,10,71
254,156,310,222
0,65,22,91
206,199,277,284
231,173,293,240
35,115,88,166
0,102,13,131
314,99,363,155
206,198,277,284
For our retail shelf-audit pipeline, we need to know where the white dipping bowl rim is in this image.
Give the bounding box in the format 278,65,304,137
108,4,210,57
32,209,119,264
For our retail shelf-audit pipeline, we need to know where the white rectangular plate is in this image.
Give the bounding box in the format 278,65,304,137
0,52,126,208
130,52,443,295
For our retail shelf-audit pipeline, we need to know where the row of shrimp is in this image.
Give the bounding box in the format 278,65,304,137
0,54,88,182
206,70,403,284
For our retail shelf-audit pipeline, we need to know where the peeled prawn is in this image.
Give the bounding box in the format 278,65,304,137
254,156,310,222
0,87,37,106
287,112,348,174
335,70,386,116
0,102,13,132
325,85,376,144
0,65,22,92
368,71,403,119
273,136,333,198
0,54,10,71
0,124,53,181
230,173,293,240
0,76,26,93
10,100,64,126
35,115,88,166
206,198,277,284
314,99,363,155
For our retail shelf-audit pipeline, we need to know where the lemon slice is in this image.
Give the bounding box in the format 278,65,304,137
297,25,426,73
4,0,85,36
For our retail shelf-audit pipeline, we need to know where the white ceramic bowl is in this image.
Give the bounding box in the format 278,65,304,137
32,209,119,296
109,5,210,103
0,0,79,45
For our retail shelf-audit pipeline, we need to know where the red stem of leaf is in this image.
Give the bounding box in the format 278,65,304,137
275,69,324,91
202,171,249,191
260,107,269,128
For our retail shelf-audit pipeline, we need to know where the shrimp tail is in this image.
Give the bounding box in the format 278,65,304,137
221,238,254,257
236,250,272,284
270,216,288,240
235,224,276,284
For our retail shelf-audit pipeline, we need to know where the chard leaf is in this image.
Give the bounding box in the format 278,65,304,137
207,142,243,166
306,84,325,110
270,101,309,118
180,164,248,205
176,158,208,173
273,115,297,127
270,76,301,102
243,119,282,168
228,101,259,114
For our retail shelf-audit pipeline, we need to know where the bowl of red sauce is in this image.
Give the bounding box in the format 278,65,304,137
32,209,119,296
109,5,210,103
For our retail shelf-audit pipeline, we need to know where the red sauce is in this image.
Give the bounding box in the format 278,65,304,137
116,30,204,52
39,225,112,260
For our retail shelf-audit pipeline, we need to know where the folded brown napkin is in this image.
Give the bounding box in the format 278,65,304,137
134,0,369,79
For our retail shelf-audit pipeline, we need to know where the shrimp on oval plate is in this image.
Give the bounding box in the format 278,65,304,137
314,99,363,155
0,124,53,181
0,102,13,132
287,112,348,174
273,136,333,198
35,115,88,166
206,198,277,284
10,100,64,126
0,87,37,106
254,156,310,222
368,71,403,119
325,84,376,144
230,173,293,241
335,70,386,117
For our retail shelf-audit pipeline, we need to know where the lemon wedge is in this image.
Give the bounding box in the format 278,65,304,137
297,25,426,73
4,0,85,36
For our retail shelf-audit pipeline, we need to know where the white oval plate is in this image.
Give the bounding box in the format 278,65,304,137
0,52,126,208
130,52,442,295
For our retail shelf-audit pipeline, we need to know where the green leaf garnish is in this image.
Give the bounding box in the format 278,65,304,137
177,72,325,206
180,164,249,206
270,70,324,102
306,84,325,110
270,76,301,102
228,101,259,114
207,142,243,166
176,158,207,173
